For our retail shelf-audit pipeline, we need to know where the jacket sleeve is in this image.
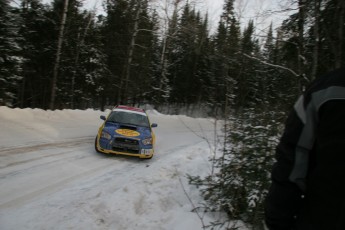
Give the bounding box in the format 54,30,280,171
264,109,304,230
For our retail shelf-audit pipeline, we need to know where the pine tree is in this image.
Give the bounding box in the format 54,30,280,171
47,0,110,109
123,0,158,105
50,0,70,109
313,0,345,72
210,0,240,114
169,2,194,104
19,0,55,108
150,9,171,106
0,0,23,106
102,0,131,105
263,23,274,62
150,1,180,106
101,0,158,106
156,1,212,109
187,2,298,229
237,20,259,107
71,12,111,109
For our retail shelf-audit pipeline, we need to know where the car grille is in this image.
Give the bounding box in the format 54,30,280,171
112,137,140,154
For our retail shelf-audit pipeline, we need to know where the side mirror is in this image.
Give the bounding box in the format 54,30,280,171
151,123,158,128
100,115,106,121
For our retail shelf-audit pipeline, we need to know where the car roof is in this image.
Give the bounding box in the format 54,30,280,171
112,105,146,116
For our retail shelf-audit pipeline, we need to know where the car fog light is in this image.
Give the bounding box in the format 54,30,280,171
142,138,152,145
101,131,111,140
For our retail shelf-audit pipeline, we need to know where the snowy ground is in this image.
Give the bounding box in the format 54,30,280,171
0,106,231,230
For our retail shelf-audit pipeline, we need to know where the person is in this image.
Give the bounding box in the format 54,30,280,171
264,67,345,230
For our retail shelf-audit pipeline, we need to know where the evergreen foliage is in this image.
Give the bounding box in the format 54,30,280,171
0,0,343,110
188,0,344,229
19,0,55,108
189,108,284,229
0,0,23,106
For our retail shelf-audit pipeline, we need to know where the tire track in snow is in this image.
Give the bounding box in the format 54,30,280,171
0,137,94,156
0,137,96,177
0,137,148,210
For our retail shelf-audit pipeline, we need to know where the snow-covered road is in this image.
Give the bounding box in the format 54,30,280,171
0,107,221,230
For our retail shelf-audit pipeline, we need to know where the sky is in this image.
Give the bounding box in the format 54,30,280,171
37,0,294,36
203,0,295,35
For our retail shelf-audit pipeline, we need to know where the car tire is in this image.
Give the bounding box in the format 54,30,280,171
95,136,101,153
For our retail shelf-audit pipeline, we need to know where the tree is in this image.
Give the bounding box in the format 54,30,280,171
102,0,158,106
70,12,111,109
150,7,172,105
18,0,55,108
122,0,158,105
168,2,210,105
150,0,180,106
210,0,240,114
237,19,260,108
316,0,345,71
101,0,130,105
0,0,23,107
50,0,69,110
118,0,142,103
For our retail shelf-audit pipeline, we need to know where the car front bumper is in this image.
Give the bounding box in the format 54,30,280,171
96,136,154,159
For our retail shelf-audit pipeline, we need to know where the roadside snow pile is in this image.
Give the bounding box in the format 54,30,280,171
0,106,234,230
0,107,105,148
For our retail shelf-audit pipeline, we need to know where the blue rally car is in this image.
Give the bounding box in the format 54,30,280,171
95,105,157,159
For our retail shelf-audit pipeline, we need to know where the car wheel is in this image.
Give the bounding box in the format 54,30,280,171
95,136,101,153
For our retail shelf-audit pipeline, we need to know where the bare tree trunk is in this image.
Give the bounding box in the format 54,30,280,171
19,76,25,108
297,0,306,91
322,0,344,70
117,2,141,104
156,0,180,103
336,0,345,68
159,36,169,97
311,0,320,81
50,0,69,110
70,11,94,109
160,36,167,91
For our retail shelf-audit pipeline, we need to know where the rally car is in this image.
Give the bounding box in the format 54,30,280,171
95,105,157,159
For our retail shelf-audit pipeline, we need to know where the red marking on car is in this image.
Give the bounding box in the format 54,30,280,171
116,105,145,113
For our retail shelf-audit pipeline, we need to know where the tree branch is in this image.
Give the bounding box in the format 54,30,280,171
242,53,299,77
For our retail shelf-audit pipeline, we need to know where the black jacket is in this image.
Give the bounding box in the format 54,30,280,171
265,68,345,230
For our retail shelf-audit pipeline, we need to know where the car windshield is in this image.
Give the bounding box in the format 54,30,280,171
107,111,150,127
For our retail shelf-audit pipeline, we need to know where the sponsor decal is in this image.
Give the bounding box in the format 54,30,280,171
115,129,140,137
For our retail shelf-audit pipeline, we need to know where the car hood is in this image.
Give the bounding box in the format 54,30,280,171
103,123,152,139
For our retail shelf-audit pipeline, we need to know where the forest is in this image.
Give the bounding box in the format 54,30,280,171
1,0,344,229
1,0,343,112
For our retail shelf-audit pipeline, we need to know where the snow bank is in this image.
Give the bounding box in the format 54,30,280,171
0,107,104,148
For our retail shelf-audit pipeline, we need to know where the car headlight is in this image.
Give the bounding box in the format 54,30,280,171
142,137,153,145
101,131,111,140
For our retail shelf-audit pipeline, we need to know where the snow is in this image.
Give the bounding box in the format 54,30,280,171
0,106,230,230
